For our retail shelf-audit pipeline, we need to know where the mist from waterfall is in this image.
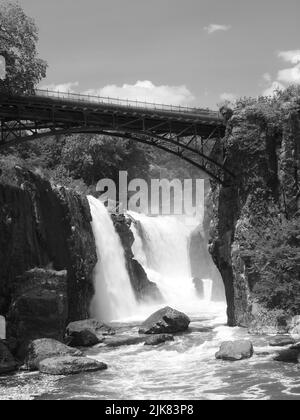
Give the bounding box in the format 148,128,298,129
88,196,138,321
129,212,213,315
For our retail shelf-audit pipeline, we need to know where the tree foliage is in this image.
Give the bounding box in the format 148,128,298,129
0,1,47,94
246,214,300,315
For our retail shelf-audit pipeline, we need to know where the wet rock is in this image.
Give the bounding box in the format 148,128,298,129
25,338,82,371
0,168,97,333
269,336,296,347
215,340,254,361
7,269,68,345
144,334,174,346
139,307,190,335
38,356,107,376
290,342,300,350
112,215,163,302
65,319,115,346
66,330,100,348
104,335,146,348
274,349,300,363
0,341,18,375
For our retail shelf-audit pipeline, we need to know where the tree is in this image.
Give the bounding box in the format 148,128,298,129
0,1,47,94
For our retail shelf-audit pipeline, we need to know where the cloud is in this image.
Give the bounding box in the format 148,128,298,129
220,92,237,103
204,24,231,35
263,81,284,97
41,81,79,93
262,49,300,96
85,80,195,105
278,50,300,64
277,64,300,84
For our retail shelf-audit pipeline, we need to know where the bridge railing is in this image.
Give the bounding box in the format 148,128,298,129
35,89,220,117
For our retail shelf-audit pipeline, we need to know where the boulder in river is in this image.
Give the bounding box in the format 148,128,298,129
215,340,254,361
0,341,18,375
104,335,146,348
269,336,296,347
139,307,190,335
38,356,107,376
274,349,300,363
144,334,174,346
65,319,115,347
25,338,82,371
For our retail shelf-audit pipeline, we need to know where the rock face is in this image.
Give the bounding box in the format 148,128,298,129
65,319,115,347
144,334,174,346
0,341,18,374
0,168,97,346
215,340,254,361
7,269,68,345
112,214,163,302
25,338,82,371
206,94,300,327
38,356,107,376
139,307,190,334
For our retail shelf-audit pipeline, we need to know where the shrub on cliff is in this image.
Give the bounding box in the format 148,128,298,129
247,216,300,315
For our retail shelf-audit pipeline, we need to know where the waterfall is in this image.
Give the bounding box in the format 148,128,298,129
88,196,138,321
129,213,212,314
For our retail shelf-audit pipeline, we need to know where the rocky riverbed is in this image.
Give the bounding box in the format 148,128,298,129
1,305,300,401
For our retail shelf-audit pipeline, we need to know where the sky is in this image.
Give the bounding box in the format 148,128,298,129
14,0,300,108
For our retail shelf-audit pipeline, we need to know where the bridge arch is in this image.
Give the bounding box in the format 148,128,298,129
0,90,235,185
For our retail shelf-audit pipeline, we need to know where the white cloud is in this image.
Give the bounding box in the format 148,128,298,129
85,80,195,105
278,50,300,64
277,64,300,84
204,24,231,35
41,81,79,93
262,49,300,96
263,81,284,97
220,92,237,103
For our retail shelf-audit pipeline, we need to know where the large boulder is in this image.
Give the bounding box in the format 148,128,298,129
65,319,115,347
215,340,254,361
144,334,174,346
139,307,190,335
38,356,107,376
274,349,300,363
0,341,18,375
269,336,296,347
25,338,82,371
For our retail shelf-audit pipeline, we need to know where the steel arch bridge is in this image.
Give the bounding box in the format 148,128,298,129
0,89,234,185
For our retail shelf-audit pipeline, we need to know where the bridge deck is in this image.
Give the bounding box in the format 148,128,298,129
0,89,224,138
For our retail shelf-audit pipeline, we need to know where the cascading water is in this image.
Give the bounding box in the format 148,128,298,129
129,212,214,316
88,196,138,321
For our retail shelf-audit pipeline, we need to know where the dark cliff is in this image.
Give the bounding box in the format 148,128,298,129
112,214,163,302
206,89,300,329
0,167,97,343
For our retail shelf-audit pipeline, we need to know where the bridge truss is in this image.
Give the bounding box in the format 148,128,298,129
0,90,235,185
